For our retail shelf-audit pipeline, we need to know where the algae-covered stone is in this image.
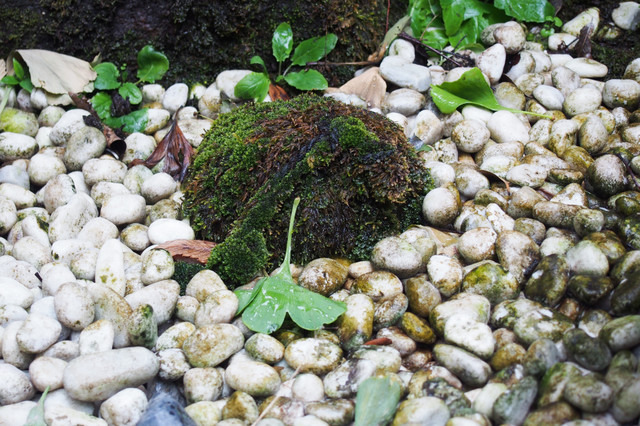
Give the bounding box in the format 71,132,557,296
298,258,348,297
523,402,579,426
618,215,640,250
492,376,538,426
182,95,432,287
284,338,343,375
566,275,614,305
404,274,441,317
182,324,244,367
523,339,561,377
400,312,436,345
524,254,570,307
337,294,374,351
538,362,582,407
563,373,613,413
0,108,38,136
563,328,611,371
461,262,519,305
513,309,574,345
351,271,403,302
599,315,640,351
433,344,491,387
609,270,640,316
128,304,157,349
430,293,491,336
392,396,450,426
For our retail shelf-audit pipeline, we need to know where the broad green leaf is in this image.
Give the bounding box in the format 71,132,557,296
290,34,338,66
272,23,294,63
137,45,169,83
441,0,500,37
234,72,270,102
25,386,49,426
119,82,142,104
494,0,555,23
19,78,33,93
105,109,148,133
409,0,441,38
250,55,268,74
90,92,113,120
422,25,449,52
12,58,25,80
430,67,550,118
93,62,120,90
354,376,402,426
1,75,19,86
283,69,328,91
235,198,346,334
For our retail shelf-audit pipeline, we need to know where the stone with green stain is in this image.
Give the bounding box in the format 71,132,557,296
461,262,520,305
523,402,580,426
283,338,343,376
604,350,638,393
404,274,441,318
609,271,640,316
491,298,543,329
563,373,613,413
420,378,473,417
490,342,526,371
599,315,640,351
472,383,507,417
351,345,401,373
244,333,285,365
391,396,450,426
128,304,157,349
298,258,348,297
578,309,611,337
182,95,432,287
0,108,39,136
433,344,491,388
513,309,574,345
337,293,374,351
611,375,640,423
373,293,408,331
524,254,570,307
610,250,640,285
583,230,627,264
567,275,614,306
221,391,258,423
351,270,403,302
400,312,436,345
491,376,538,426
155,322,196,351
563,328,612,372
430,293,491,336
182,324,245,368
537,362,582,407
523,339,561,378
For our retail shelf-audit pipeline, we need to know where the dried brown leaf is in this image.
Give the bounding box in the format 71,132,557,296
269,83,290,101
338,67,387,109
574,23,593,59
155,239,217,264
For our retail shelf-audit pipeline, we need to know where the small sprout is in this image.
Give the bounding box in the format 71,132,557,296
235,197,347,334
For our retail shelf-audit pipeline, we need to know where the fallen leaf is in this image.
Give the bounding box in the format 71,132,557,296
155,239,217,264
0,59,6,80
338,67,387,109
130,110,194,181
573,23,593,59
9,49,96,94
269,83,290,101
364,337,392,345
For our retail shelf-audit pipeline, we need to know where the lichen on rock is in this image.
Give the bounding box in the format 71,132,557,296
182,95,433,287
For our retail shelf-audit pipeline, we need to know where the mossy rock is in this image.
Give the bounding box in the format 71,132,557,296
182,95,433,287
0,0,407,84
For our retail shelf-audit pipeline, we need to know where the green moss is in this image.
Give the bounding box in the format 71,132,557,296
182,95,432,287
172,262,206,295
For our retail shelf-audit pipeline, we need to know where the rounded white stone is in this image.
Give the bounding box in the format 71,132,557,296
100,194,147,226
29,356,67,392
147,218,195,244
99,387,148,426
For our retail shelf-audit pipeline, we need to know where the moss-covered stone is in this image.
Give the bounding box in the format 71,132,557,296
182,95,432,286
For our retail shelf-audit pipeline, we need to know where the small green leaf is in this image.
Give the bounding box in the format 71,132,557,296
290,34,338,66
235,198,347,334
119,82,143,104
234,72,270,102
137,45,169,83
250,55,268,74
25,386,49,426
19,78,33,93
272,23,294,63
91,92,113,120
354,376,402,426
430,67,551,118
494,0,555,23
283,69,328,91
1,75,19,86
12,58,25,80
106,109,148,133
94,62,121,90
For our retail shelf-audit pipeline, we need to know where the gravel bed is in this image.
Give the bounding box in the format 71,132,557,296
1,3,640,426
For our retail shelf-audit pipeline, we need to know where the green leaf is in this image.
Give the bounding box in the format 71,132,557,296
119,82,143,104
19,78,33,93
235,198,346,334
409,0,441,38
250,55,268,74
234,72,270,102
283,69,328,91
494,0,555,23
290,34,338,66
12,58,25,80
25,386,49,426
1,75,19,86
430,67,551,118
90,92,113,120
272,23,294,63
137,45,169,83
354,376,402,426
105,109,148,133
94,62,121,90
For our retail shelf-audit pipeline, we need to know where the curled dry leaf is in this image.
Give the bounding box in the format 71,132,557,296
269,83,290,101
338,67,387,109
155,239,217,264
130,113,194,182
573,23,593,59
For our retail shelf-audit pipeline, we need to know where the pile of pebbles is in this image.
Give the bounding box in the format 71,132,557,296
1,2,640,425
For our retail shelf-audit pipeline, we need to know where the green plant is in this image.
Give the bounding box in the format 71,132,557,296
430,67,551,118
234,23,337,102
408,0,556,54
235,197,347,334
24,386,49,426
90,45,169,133
0,57,33,115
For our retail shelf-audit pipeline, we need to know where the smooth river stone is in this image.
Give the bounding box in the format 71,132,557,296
63,347,159,401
